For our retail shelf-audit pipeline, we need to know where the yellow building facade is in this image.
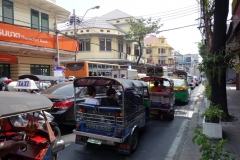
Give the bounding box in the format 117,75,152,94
144,35,175,67
60,9,174,67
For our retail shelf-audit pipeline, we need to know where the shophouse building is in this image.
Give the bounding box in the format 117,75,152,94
0,0,77,80
226,0,240,89
144,35,174,67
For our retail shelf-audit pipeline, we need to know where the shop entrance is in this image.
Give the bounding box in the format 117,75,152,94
0,64,10,78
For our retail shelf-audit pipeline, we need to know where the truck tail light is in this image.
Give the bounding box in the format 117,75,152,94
79,109,86,113
178,88,186,92
116,112,123,117
53,101,73,110
116,129,122,136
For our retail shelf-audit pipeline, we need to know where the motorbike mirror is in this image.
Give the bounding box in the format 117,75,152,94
33,112,39,118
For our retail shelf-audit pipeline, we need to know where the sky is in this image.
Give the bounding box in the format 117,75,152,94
56,0,233,56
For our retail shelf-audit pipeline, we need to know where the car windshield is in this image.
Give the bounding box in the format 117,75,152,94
173,80,184,86
42,83,81,97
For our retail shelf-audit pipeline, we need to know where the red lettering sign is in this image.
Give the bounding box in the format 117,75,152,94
0,54,17,63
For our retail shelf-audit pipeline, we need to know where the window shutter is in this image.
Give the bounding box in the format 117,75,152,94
31,9,39,30
99,38,105,51
86,39,91,51
41,13,49,33
2,0,13,24
106,39,111,51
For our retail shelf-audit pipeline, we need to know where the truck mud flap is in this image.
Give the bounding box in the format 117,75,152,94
117,137,131,155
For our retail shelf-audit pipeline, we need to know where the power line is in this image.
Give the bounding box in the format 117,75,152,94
158,11,200,22
144,7,199,19
136,4,198,17
157,24,198,33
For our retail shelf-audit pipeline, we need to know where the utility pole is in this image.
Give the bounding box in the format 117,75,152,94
55,17,60,67
73,9,78,61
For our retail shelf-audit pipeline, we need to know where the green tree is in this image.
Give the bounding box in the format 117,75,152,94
125,18,162,65
199,0,233,118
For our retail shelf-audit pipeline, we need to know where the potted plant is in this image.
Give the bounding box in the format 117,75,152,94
192,129,235,160
204,83,211,108
202,105,225,139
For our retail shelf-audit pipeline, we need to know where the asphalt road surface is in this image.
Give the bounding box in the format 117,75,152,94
58,84,204,160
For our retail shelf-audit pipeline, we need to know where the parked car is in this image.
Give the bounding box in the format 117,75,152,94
172,78,191,103
68,76,75,81
193,76,201,86
42,82,107,125
187,75,196,89
233,77,236,84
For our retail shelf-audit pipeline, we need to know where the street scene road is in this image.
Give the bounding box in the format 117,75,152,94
58,84,204,160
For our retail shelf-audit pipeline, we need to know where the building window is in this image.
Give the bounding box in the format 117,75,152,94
86,39,90,51
118,41,123,52
146,48,152,54
158,48,166,54
41,13,49,33
30,65,50,76
106,39,111,51
99,38,112,51
126,43,131,55
31,9,39,30
160,60,166,64
161,48,166,53
2,0,14,24
99,38,105,51
79,39,91,51
134,44,139,56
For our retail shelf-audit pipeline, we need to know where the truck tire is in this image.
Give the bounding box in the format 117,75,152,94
130,129,139,153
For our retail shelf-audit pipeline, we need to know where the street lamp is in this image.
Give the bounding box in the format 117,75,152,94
81,6,100,22
73,6,100,61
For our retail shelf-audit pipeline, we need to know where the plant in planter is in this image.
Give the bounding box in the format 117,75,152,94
202,105,225,139
192,129,235,160
204,83,211,108
204,83,211,100
202,105,225,123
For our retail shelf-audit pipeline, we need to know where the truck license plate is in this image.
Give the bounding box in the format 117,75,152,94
150,110,158,115
87,138,102,145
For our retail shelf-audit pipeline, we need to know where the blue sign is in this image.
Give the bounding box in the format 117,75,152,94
54,56,58,62
18,81,30,87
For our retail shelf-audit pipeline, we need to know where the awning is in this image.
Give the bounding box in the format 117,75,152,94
0,41,75,58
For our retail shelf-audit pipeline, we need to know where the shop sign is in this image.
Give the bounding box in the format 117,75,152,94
0,23,78,52
0,54,17,63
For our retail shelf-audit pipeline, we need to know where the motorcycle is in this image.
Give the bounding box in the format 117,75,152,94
0,91,65,160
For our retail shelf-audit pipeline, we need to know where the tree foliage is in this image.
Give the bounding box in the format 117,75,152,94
125,18,162,65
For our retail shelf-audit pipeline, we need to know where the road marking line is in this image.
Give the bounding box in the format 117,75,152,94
164,119,189,160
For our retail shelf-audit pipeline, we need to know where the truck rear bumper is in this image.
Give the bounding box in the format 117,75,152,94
73,129,129,143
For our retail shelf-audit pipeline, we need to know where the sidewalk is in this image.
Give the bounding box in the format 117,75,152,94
177,84,240,160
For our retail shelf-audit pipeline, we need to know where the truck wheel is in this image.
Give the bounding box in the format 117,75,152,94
169,116,174,121
130,129,139,153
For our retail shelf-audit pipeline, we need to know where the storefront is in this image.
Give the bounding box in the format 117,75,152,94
0,22,78,80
